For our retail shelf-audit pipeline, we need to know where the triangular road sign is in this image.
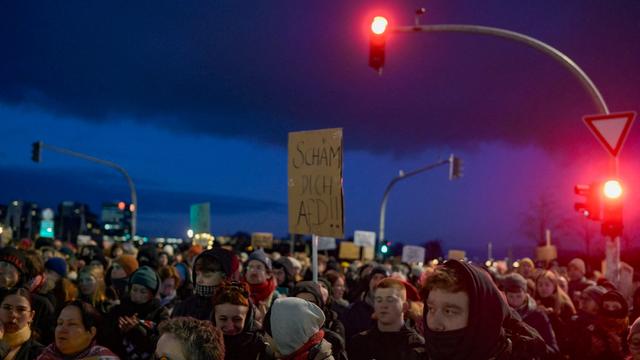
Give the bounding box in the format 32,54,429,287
583,111,636,157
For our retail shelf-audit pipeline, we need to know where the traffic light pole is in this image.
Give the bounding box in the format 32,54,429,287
388,21,622,284
35,142,138,240
378,157,452,259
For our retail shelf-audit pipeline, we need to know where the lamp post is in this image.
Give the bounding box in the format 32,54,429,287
378,155,462,258
31,142,138,240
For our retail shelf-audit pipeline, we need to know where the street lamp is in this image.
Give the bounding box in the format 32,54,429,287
378,154,462,258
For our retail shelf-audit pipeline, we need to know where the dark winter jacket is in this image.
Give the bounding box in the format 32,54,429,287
104,298,170,359
0,338,43,360
422,260,549,360
171,293,213,320
515,295,559,354
342,298,375,341
348,324,424,360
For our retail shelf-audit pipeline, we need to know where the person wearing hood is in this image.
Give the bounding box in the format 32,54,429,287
267,297,333,360
103,266,170,359
342,265,389,341
211,281,272,360
137,244,159,270
172,248,239,320
502,273,559,355
598,290,629,354
348,278,424,360
422,259,548,360
291,281,347,360
245,250,279,328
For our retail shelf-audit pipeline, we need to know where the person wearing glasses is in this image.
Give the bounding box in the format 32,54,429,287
0,288,43,360
244,250,279,329
211,281,272,360
155,317,224,360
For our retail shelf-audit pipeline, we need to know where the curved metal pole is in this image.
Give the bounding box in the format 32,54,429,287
41,143,138,239
394,24,610,115
378,159,449,257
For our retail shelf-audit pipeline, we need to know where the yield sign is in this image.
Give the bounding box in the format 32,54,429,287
583,111,636,157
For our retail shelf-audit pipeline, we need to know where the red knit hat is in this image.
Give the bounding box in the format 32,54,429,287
115,255,139,276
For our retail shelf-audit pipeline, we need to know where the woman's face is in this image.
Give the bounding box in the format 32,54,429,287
160,278,176,298
537,277,555,298
0,294,34,333
110,263,127,280
332,277,345,300
78,273,97,296
214,303,249,336
55,306,96,355
130,284,153,305
273,268,286,286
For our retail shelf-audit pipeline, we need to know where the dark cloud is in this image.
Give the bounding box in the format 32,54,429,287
1,1,639,154
0,165,285,219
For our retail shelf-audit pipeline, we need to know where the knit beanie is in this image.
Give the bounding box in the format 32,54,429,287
115,255,139,276
130,266,160,295
502,273,528,293
519,257,535,269
601,290,629,318
248,250,272,271
45,257,68,277
582,285,607,306
269,298,325,356
291,281,324,306
568,258,586,275
0,247,26,280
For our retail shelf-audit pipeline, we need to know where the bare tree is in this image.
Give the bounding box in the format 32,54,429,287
519,192,575,247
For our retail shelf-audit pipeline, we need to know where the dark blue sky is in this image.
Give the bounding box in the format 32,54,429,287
1,1,639,258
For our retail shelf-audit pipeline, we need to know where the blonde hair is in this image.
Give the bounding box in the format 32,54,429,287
78,265,107,307
535,270,575,315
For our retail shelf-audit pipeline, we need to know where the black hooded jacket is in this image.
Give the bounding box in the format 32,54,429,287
172,248,235,320
423,260,549,360
212,299,272,360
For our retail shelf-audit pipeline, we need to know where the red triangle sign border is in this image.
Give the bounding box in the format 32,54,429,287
583,111,636,158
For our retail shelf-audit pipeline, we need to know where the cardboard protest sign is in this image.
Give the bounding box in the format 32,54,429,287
362,246,375,261
288,128,344,238
402,245,425,264
251,232,274,249
448,250,466,261
354,230,376,248
339,241,360,260
536,245,557,262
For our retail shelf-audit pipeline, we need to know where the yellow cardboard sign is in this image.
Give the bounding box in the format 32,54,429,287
362,246,375,261
251,232,274,249
535,245,557,262
288,128,344,238
339,242,360,260
448,250,466,261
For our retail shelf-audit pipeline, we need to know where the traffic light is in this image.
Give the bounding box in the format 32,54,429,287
574,182,601,221
369,16,388,73
449,154,463,180
31,141,42,163
380,241,390,254
601,179,623,238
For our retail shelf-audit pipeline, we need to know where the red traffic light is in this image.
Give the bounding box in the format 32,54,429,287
574,182,601,221
603,179,623,199
371,16,388,35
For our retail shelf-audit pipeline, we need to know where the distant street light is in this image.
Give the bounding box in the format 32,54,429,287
30,141,138,240
378,154,462,258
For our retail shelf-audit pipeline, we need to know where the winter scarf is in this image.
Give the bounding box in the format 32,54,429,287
195,284,216,297
37,341,119,360
249,278,276,304
3,326,31,350
282,330,325,360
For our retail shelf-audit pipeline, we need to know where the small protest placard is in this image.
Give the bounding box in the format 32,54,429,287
251,232,274,249
339,241,360,260
402,245,425,264
354,230,376,248
318,237,337,251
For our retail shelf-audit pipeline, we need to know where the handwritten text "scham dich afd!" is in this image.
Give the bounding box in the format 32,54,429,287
291,139,342,229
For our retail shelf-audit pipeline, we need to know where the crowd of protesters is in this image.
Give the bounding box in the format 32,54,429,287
0,237,639,359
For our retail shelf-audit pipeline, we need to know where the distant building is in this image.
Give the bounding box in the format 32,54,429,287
2,200,40,240
101,202,132,240
56,201,98,244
